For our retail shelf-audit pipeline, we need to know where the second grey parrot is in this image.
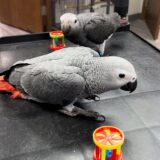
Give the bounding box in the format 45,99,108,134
60,12,125,56
1,47,137,121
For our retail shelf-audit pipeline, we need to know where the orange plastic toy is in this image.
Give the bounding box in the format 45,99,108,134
0,76,22,99
49,31,66,50
93,126,124,160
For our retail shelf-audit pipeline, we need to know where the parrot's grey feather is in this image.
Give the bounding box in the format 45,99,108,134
60,12,120,55
3,47,99,81
12,61,85,105
14,47,99,66
83,14,116,44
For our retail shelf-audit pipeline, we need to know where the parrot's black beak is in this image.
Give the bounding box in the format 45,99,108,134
61,25,71,35
120,80,137,93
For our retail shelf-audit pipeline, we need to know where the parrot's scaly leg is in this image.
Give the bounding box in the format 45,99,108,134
58,104,105,122
58,104,78,117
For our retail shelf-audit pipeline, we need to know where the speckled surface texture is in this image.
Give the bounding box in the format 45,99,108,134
0,31,160,160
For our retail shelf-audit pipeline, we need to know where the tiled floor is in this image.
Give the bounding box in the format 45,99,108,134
130,19,160,50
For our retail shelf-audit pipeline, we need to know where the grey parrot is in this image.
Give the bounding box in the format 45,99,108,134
1,47,137,121
60,12,125,56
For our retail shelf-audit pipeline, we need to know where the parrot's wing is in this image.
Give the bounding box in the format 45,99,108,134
1,47,99,80
14,47,99,66
19,62,85,105
83,14,117,44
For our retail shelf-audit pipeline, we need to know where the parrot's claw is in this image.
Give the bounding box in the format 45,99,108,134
94,95,100,101
86,95,100,101
95,114,106,122
86,110,105,122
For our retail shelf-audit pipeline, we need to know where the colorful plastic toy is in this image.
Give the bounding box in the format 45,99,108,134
49,31,66,50
93,126,124,160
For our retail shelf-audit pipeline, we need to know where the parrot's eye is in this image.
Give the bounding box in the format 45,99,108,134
74,20,77,23
119,74,125,78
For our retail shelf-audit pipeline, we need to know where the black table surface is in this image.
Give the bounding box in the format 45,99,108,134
0,31,160,160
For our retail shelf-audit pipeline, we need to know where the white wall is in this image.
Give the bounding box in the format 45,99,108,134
128,0,144,15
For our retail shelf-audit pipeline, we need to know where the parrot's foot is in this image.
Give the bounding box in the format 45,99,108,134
86,95,100,101
58,104,105,122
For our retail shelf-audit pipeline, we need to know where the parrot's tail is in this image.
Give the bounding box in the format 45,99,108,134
0,76,22,99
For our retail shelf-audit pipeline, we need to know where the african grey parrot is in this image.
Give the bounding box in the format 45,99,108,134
60,12,125,56
1,47,137,121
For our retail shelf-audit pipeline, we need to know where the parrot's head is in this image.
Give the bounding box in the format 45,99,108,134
101,56,137,93
60,13,80,35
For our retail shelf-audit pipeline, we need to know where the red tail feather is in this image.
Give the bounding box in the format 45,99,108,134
0,76,22,99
